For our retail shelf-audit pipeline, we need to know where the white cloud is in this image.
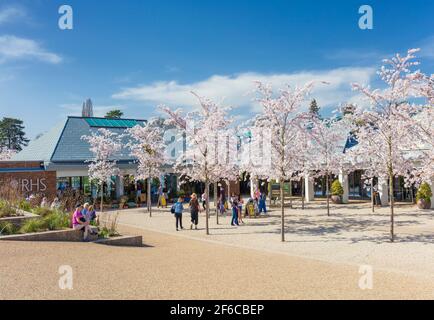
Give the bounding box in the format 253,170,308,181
325,49,389,64
113,68,376,112
0,35,62,64
419,35,434,60
0,7,25,25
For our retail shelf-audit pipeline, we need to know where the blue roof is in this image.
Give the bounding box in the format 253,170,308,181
12,119,67,162
13,116,146,163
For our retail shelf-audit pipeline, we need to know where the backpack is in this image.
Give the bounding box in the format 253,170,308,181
171,205,175,214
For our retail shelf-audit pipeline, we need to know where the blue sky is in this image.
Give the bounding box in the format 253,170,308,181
0,0,433,139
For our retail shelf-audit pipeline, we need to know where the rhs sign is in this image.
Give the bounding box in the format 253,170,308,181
0,178,48,193
0,161,56,198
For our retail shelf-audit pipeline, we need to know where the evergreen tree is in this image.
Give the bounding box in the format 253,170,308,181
343,103,356,115
0,117,29,151
309,99,320,117
105,110,124,119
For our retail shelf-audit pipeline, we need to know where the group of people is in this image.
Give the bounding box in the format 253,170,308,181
39,196,62,210
171,193,200,231
72,203,98,240
170,188,268,231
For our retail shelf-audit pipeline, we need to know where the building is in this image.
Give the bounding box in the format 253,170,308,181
5,115,187,202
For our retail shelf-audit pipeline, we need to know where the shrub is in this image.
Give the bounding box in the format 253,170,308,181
19,211,71,234
31,206,54,217
98,212,120,238
43,212,71,231
18,200,33,212
331,180,344,196
20,218,46,234
0,222,18,235
0,200,18,218
416,183,432,203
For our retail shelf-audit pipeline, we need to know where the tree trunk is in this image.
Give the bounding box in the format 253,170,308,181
301,177,305,210
280,180,285,242
268,181,272,207
227,180,231,202
326,173,330,216
148,178,152,217
371,178,375,213
410,185,414,204
289,181,293,208
214,182,219,225
389,173,395,242
100,183,104,213
205,181,210,235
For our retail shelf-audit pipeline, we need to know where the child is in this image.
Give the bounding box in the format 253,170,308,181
258,191,267,214
237,195,244,224
172,197,184,231
230,194,239,226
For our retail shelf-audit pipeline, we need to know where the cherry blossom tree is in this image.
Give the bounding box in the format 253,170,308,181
81,128,121,212
291,121,317,210
253,80,322,242
0,147,16,161
351,49,428,242
126,120,167,217
160,92,233,235
304,114,350,216
404,72,434,185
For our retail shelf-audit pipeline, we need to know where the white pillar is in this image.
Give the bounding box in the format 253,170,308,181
305,174,314,202
160,175,166,189
378,177,389,206
250,176,258,198
115,175,124,199
339,170,349,204
429,179,434,209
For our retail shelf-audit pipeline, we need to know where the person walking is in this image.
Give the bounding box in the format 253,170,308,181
258,191,267,214
230,194,239,226
201,192,207,210
157,185,163,208
237,195,244,224
172,197,184,231
189,193,200,230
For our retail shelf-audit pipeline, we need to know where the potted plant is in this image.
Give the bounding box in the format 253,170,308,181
177,190,186,202
416,182,432,209
331,180,344,204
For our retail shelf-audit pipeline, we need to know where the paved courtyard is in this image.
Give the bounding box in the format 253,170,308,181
1,200,434,299
117,200,434,281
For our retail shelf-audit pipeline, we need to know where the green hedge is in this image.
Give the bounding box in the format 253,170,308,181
416,182,432,203
331,180,344,196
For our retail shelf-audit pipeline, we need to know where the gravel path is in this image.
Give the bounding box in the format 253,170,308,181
1,201,434,299
117,201,434,281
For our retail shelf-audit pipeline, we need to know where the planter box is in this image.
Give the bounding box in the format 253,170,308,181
417,199,432,210
95,235,143,247
331,195,343,204
0,228,98,242
0,211,39,227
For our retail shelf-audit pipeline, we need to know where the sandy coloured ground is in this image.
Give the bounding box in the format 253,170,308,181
1,200,434,299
